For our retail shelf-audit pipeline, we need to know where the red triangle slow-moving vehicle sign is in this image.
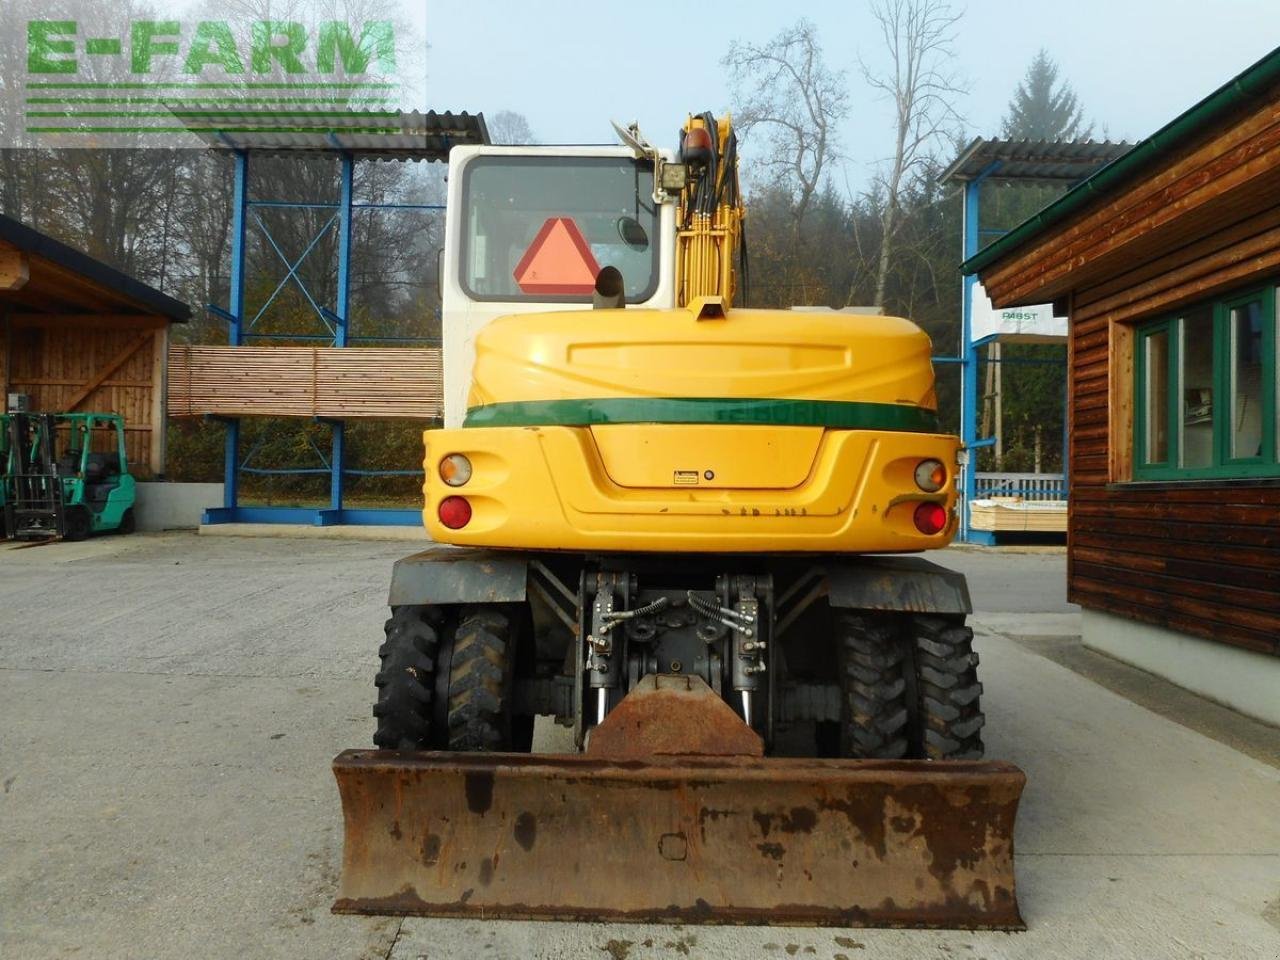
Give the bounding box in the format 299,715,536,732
513,217,601,295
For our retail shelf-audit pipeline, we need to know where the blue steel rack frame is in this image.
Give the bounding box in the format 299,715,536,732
935,163,1069,545
201,149,444,527
206,142,1079,533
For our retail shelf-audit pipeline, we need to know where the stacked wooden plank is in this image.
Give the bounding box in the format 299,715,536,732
167,345,443,419
969,497,1068,533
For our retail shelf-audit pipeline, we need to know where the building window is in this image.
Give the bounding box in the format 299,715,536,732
1133,286,1278,480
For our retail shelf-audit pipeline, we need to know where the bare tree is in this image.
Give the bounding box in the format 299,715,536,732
863,0,964,308
724,20,849,246
486,111,537,145
174,153,235,329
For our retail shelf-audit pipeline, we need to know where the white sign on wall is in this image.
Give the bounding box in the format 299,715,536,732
970,280,1067,343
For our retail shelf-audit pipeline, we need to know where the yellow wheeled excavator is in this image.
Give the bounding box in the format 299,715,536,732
331,113,1025,929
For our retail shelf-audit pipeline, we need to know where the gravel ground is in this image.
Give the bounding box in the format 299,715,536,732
0,532,1276,960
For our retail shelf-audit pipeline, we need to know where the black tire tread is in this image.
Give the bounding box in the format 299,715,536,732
372,607,438,750
911,616,986,760
446,609,512,751
837,613,909,759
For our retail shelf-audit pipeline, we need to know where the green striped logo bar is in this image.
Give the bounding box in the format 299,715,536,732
463,398,940,433
17,16,407,144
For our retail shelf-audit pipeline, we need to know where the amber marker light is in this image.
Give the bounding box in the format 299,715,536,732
914,459,947,493
439,454,472,487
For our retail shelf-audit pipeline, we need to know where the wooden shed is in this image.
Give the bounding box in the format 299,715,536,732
0,214,190,477
964,48,1280,724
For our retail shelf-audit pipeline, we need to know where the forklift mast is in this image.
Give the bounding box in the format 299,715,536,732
2,412,135,541
4,413,64,539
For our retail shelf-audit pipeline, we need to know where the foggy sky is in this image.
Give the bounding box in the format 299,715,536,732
423,0,1278,190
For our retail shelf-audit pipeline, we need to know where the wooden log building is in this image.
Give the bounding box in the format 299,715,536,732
0,214,190,477
965,48,1280,724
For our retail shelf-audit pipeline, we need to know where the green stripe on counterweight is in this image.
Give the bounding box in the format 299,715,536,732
463,398,939,432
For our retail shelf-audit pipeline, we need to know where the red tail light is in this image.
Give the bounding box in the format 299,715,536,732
438,496,472,530
913,502,948,535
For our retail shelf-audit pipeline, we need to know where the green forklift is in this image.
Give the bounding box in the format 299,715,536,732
2,402,136,541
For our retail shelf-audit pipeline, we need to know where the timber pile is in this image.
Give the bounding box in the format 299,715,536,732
969,497,1068,533
167,345,443,419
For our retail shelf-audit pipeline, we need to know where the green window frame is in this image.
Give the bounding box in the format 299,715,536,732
1133,284,1278,481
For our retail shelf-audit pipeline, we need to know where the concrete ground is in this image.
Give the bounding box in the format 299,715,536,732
0,533,1276,960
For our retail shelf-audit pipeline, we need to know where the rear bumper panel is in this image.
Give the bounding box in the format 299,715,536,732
386,549,972,615
420,425,961,553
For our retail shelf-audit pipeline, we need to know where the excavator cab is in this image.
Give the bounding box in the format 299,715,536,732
435,141,679,428
333,117,1025,929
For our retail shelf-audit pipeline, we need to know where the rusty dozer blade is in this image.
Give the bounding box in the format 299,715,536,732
333,676,1025,929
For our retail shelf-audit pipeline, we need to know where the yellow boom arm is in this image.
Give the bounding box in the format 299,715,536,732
676,113,745,307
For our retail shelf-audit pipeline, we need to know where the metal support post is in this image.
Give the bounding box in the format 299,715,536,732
228,151,249,347
224,418,239,509
204,152,251,526
960,178,981,543
959,166,1005,545
335,153,354,347
330,419,344,512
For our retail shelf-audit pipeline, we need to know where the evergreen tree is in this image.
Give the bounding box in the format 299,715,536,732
1001,50,1094,141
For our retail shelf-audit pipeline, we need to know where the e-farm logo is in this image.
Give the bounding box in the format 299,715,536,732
23,19,402,138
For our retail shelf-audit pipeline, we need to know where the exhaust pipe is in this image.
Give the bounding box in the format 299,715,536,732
592,266,625,309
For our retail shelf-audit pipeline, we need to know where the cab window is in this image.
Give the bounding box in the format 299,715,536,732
460,156,659,303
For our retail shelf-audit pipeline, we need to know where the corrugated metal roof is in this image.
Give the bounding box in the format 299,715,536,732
939,138,1132,185
176,109,489,160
